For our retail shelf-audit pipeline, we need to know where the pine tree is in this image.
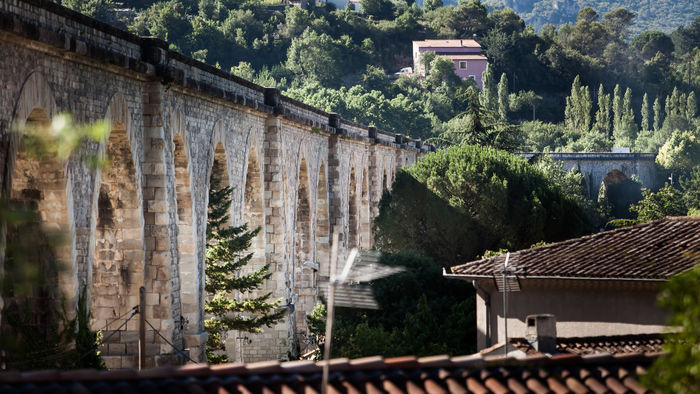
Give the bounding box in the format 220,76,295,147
594,84,611,136
688,92,698,119
497,73,509,121
479,64,497,113
641,93,650,131
204,173,286,364
654,97,663,131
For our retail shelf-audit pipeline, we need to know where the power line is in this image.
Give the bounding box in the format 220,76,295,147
144,319,198,364
70,308,139,368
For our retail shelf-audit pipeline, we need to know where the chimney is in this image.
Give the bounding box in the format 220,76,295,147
525,314,557,353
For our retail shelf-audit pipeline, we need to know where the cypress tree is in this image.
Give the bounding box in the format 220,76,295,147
654,97,663,131
623,87,634,119
497,73,509,121
612,84,622,133
665,95,673,119
579,83,592,132
595,84,611,136
479,64,497,113
670,87,680,116
565,76,581,130
204,172,286,364
688,92,697,119
641,93,650,131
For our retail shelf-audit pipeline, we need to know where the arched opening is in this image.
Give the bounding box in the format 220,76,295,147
293,158,312,340
382,170,388,191
359,170,370,249
92,121,144,346
212,142,229,190
600,169,642,220
348,167,358,250
173,133,196,332
3,108,70,340
315,163,330,280
243,149,264,272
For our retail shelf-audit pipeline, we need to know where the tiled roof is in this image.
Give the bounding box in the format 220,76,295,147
511,334,666,355
450,217,700,280
0,352,659,393
414,39,482,48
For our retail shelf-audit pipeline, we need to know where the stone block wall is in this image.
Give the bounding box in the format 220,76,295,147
0,0,432,366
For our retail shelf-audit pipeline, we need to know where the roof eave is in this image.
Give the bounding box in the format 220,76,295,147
443,270,668,283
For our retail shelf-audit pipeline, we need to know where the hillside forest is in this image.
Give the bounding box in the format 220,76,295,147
58,0,700,359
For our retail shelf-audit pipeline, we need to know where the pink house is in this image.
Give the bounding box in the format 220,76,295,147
412,39,488,88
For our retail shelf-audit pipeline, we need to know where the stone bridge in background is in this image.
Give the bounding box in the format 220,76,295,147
0,0,432,368
519,152,663,199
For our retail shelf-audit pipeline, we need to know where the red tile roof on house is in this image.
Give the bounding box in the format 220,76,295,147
414,39,482,48
511,334,666,356
450,217,700,281
0,351,659,393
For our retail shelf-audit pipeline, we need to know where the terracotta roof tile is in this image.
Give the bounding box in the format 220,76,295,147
512,333,666,355
451,217,700,280
0,349,661,394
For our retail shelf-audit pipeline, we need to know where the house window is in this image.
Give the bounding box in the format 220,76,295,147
458,61,467,70
468,75,476,80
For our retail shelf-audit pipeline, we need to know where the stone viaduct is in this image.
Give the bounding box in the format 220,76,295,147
0,0,432,368
519,152,662,199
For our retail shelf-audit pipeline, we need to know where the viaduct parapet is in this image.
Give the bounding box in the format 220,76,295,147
519,152,662,199
0,0,432,368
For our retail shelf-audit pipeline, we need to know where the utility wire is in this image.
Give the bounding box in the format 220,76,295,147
5,306,140,368
70,308,138,368
144,319,198,364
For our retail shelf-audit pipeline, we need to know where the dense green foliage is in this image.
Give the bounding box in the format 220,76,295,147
375,145,591,266
307,252,476,358
59,0,699,153
644,263,700,393
204,173,286,364
482,0,700,36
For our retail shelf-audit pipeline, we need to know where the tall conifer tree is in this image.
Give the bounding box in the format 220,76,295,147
688,92,697,119
641,93,650,131
204,172,286,364
497,73,509,121
612,84,622,133
595,84,611,136
479,64,497,113
654,97,663,132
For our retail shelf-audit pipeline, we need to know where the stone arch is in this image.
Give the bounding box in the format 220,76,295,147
171,111,197,335
315,162,330,279
603,169,628,186
6,72,58,189
359,169,370,249
293,156,312,339
211,141,229,192
92,95,144,345
243,147,265,272
348,166,358,250
4,104,74,334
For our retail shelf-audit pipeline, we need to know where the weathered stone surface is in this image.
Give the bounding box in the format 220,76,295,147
0,0,428,368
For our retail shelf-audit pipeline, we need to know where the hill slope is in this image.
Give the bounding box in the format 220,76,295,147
477,0,699,34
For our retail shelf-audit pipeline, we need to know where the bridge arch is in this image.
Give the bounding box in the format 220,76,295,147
348,166,358,250
315,162,329,279
170,109,198,337
92,94,144,341
4,72,74,334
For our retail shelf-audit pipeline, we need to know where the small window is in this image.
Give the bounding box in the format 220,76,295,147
458,61,467,70
468,75,476,80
